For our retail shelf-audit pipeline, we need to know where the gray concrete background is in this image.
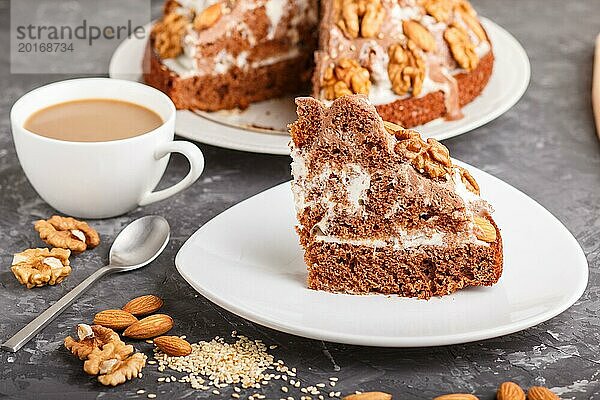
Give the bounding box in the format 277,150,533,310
1,0,599,399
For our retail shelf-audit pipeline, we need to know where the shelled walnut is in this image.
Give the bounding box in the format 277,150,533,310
84,342,146,386
456,166,480,195
11,248,71,289
322,58,371,100
65,324,121,360
152,12,190,59
420,0,476,23
388,41,425,96
444,24,479,70
65,324,146,386
34,215,100,252
336,0,386,39
394,131,453,179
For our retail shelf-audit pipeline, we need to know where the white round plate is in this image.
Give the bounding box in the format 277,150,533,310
109,18,530,155
175,162,588,347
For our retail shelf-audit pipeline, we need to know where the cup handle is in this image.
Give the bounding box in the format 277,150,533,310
138,141,205,206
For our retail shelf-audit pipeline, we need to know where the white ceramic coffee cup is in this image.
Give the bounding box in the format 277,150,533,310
11,78,205,219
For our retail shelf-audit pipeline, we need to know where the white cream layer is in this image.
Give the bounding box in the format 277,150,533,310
314,230,445,249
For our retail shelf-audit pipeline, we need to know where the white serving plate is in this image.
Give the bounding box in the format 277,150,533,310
175,161,588,347
109,18,530,155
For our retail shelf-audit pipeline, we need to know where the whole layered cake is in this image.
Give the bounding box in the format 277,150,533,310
290,95,503,299
144,0,319,111
313,0,493,127
145,0,493,127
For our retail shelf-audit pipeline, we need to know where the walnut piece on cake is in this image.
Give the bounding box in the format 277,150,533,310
444,24,479,71
387,41,425,97
152,12,190,59
337,0,386,39
322,58,372,100
34,215,100,252
11,248,71,289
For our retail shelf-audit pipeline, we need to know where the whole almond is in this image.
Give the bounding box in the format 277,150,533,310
527,387,559,400
122,295,164,316
497,382,525,400
343,393,392,400
474,216,497,243
154,336,192,357
93,309,138,330
433,395,479,400
402,20,437,52
123,314,173,339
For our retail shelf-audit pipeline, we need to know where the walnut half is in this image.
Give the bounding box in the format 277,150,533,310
322,59,371,100
65,324,145,386
388,41,425,97
64,324,121,360
11,248,71,289
391,127,453,179
337,0,386,39
444,24,479,71
152,12,191,59
34,215,100,253
84,340,144,386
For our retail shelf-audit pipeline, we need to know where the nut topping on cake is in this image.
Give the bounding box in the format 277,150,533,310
194,2,223,31
337,0,386,39
394,134,452,179
402,20,437,52
473,216,497,243
444,24,479,70
456,166,480,195
456,8,486,42
420,0,454,23
420,0,477,24
322,59,371,100
152,12,190,59
388,41,425,96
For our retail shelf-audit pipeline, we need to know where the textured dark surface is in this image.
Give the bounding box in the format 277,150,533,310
1,0,599,399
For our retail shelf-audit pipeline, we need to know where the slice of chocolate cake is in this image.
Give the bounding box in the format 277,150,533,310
313,0,494,127
290,95,502,299
144,0,318,111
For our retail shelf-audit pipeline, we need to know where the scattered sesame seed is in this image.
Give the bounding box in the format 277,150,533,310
146,340,153,344
147,394,156,399
213,390,220,395
232,394,240,399
148,360,157,365
317,383,325,388
157,377,165,382
282,386,289,393
329,378,338,382
137,389,146,394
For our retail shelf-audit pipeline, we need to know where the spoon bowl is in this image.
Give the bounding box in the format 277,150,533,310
109,215,170,270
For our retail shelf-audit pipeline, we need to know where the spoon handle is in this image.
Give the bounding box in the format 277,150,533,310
1,266,112,352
